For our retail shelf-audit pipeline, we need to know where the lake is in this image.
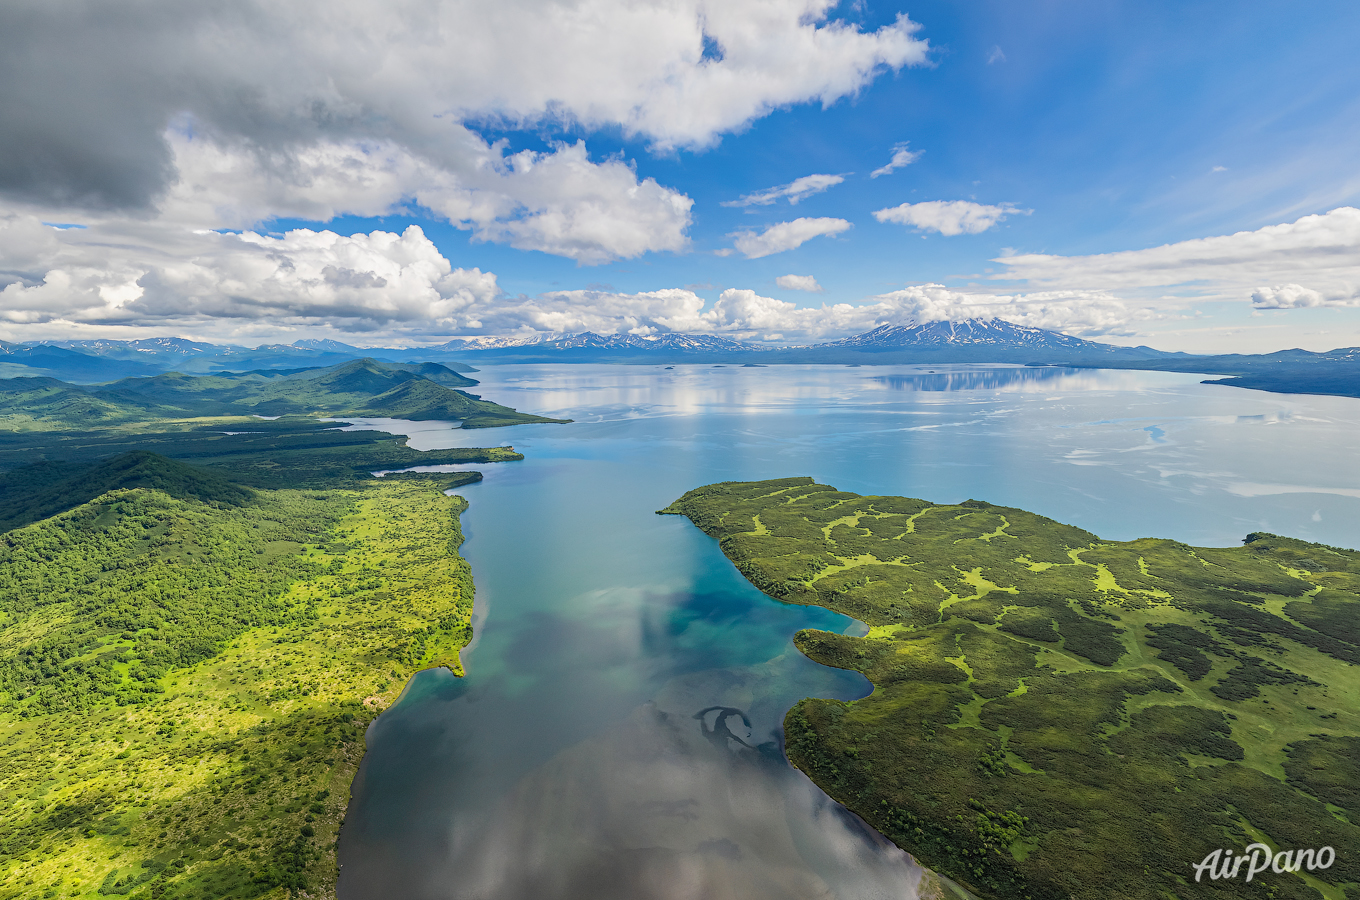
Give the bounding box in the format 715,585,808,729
335,364,1360,899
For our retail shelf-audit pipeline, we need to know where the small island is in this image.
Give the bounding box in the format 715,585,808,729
662,477,1360,900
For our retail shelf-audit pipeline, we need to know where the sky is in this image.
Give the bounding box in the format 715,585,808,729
1,0,1359,353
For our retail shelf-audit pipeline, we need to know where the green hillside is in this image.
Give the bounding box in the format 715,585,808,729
384,362,479,387
0,477,478,900
0,377,155,427
0,452,252,534
0,359,568,430
663,478,1360,900
0,349,544,899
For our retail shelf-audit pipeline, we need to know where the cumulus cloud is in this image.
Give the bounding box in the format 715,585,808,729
873,200,1026,235
0,212,498,336
775,274,823,292
0,0,927,262
863,286,1146,335
161,133,691,264
723,174,845,207
994,207,1360,309
689,284,1146,341
17,206,1357,345
0,210,1148,343
437,284,1148,343
1250,284,1359,309
869,143,922,178
730,217,852,258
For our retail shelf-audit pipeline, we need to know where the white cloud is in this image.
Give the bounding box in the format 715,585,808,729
687,284,1147,341
869,143,922,178
723,174,844,207
17,206,1358,346
1250,284,1359,309
776,274,823,292
987,46,1006,65
2,0,928,265
863,286,1147,335
0,211,1147,343
468,288,710,336
873,200,1026,235
446,283,1148,343
160,133,692,264
0,212,499,337
994,207,1360,310
731,217,852,258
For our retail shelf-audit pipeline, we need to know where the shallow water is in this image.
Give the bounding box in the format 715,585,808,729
336,364,1360,899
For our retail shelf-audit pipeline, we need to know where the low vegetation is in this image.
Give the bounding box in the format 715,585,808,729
0,468,479,900
663,478,1360,900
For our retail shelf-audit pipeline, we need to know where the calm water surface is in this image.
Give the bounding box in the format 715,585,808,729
337,364,1360,900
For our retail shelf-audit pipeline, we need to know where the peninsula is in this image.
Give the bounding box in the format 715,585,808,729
662,478,1360,900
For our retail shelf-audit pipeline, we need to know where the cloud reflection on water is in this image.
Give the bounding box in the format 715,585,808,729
426,666,930,900
869,366,1085,393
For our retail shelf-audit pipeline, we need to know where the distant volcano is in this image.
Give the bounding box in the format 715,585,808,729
798,319,1175,361
818,319,1100,351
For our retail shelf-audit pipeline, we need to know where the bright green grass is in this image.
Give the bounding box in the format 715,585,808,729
662,477,1360,900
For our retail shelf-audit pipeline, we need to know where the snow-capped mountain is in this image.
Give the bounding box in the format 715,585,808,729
439,320,1172,361
290,339,368,353
542,332,762,352
35,337,231,360
429,333,571,351
809,319,1178,359
434,331,765,354
818,320,1105,352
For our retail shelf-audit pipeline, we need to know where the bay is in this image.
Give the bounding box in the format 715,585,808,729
336,364,1360,899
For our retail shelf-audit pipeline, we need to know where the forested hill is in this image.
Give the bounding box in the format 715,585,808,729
0,358,569,430
0,476,480,899
0,452,252,533
663,478,1360,900
0,342,553,898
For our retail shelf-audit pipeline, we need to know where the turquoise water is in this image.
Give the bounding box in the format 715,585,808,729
336,364,1360,899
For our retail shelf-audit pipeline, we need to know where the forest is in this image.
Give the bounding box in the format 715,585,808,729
0,421,520,495
663,478,1360,900
0,345,553,898
0,467,479,899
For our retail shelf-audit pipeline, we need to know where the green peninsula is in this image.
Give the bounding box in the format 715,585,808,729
662,478,1360,900
0,355,546,491
0,358,569,431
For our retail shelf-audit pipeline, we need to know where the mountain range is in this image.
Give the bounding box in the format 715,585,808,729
5,321,1359,400
4,322,1184,376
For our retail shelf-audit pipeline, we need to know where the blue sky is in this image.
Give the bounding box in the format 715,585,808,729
2,0,1359,351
